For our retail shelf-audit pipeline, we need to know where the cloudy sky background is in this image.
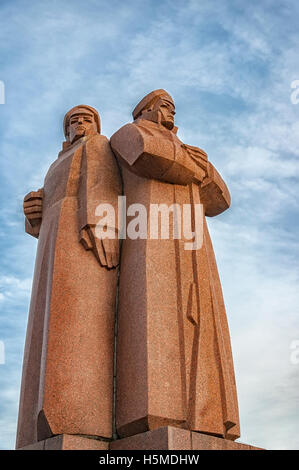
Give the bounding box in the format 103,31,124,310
0,0,298,450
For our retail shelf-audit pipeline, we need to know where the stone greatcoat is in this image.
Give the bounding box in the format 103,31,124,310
16,133,121,448
110,118,240,441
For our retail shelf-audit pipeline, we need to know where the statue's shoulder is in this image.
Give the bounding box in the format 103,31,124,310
87,133,109,145
85,133,112,154
110,122,147,166
111,122,138,141
110,122,143,149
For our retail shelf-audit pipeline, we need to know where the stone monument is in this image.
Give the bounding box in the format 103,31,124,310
16,105,121,450
16,94,261,450
110,89,241,449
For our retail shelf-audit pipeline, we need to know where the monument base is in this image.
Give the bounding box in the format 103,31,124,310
18,434,109,450
18,427,262,450
110,426,262,450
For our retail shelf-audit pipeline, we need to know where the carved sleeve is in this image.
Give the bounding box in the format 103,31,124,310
110,123,206,186
25,217,41,238
110,123,230,216
199,162,231,216
77,135,122,235
24,188,44,238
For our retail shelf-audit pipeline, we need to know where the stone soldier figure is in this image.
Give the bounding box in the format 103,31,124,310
16,105,121,449
110,90,240,441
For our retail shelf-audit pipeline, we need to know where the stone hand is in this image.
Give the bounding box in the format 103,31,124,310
23,189,43,226
182,144,209,184
100,238,120,269
80,226,119,269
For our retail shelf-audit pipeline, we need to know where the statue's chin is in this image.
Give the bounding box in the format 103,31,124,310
162,120,174,130
70,132,85,144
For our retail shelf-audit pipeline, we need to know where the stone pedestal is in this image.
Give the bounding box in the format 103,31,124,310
110,426,262,450
18,427,262,450
19,434,109,450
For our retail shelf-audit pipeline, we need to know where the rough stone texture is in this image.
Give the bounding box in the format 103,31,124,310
18,434,109,450
110,427,262,450
110,427,192,451
16,93,248,451
45,435,109,450
18,440,46,450
16,105,122,449
190,431,262,450
18,428,262,451
110,427,170,450
110,89,240,441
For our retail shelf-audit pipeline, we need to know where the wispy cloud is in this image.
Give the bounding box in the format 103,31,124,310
0,0,298,450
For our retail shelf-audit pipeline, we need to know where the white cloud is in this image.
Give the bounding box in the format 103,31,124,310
0,276,32,300
0,0,299,450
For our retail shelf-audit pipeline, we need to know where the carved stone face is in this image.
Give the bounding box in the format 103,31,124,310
153,97,176,130
68,111,97,143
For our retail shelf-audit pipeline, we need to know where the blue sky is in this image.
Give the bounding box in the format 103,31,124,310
0,0,299,450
